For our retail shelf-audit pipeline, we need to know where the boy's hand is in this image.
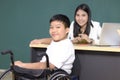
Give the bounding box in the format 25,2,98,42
14,61,24,67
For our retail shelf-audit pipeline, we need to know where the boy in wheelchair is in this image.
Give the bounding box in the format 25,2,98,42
14,14,75,80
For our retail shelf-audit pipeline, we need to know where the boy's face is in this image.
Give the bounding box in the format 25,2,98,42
49,21,69,42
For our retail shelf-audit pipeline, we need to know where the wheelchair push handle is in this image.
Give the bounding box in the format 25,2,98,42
1,50,14,66
1,50,13,55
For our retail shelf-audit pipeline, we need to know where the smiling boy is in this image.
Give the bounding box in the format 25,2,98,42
15,14,75,74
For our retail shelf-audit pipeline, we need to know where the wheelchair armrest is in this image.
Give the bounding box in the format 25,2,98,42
13,65,51,79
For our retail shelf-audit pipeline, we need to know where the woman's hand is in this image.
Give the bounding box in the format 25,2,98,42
78,34,89,40
72,34,94,44
79,34,94,44
72,37,82,44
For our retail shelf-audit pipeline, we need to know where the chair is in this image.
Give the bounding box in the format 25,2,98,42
0,50,72,80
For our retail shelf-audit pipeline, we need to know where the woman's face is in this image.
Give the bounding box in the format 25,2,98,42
49,21,69,42
75,9,88,28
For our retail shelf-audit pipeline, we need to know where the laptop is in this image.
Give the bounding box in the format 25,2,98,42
98,23,120,46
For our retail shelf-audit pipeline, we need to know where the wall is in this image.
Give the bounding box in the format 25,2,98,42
0,0,120,69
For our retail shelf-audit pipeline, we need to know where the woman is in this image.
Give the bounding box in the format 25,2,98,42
68,3,101,44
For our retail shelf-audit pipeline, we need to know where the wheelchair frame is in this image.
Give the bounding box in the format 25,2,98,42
0,50,72,80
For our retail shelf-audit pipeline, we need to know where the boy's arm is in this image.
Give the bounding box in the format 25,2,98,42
30,38,52,45
14,61,55,70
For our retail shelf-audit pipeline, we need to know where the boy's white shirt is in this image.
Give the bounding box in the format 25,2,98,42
41,38,75,74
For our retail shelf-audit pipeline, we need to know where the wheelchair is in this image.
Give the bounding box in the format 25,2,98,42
0,50,78,80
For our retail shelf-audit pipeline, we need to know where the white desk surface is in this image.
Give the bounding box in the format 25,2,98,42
30,44,120,52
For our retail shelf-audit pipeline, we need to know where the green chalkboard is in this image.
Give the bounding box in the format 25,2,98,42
0,0,120,69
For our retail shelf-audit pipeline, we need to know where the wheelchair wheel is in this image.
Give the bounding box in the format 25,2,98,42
49,69,71,80
0,68,13,80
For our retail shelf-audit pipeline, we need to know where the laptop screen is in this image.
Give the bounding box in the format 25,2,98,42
99,23,120,46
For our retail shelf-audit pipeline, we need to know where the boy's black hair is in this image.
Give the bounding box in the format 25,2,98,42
49,14,70,28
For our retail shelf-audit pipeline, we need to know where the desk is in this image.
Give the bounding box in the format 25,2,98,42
30,44,120,80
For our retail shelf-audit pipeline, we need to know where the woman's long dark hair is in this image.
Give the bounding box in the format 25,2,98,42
73,3,93,37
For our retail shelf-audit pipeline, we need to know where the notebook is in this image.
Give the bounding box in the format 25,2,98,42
98,23,120,46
